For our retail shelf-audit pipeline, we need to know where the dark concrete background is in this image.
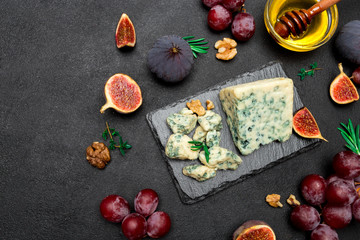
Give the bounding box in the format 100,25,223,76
1,0,359,239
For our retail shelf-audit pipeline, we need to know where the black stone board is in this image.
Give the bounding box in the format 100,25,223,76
147,62,320,204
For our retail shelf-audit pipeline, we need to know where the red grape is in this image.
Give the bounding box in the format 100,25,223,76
301,174,326,206
325,180,357,205
355,175,360,183
207,5,233,31
202,0,222,8
352,198,360,222
323,204,352,229
310,224,339,240
326,174,354,185
333,151,360,179
290,205,320,231
231,12,255,41
147,211,172,238
121,213,147,240
134,189,159,217
100,195,130,223
352,66,360,85
222,0,245,11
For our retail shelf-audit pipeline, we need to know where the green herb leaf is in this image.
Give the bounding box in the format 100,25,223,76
182,36,194,40
102,122,132,157
203,144,210,163
338,119,360,155
298,63,321,80
184,36,209,58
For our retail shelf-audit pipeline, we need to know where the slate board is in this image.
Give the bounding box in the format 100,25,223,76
146,62,320,204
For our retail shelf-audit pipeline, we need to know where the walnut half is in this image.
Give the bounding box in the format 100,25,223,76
186,99,206,116
214,38,237,61
266,194,283,208
86,142,111,169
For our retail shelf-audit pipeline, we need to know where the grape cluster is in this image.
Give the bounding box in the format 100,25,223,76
202,0,255,42
100,189,171,240
290,151,360,239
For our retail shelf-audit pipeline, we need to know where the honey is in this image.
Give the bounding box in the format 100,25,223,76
264,0,338,52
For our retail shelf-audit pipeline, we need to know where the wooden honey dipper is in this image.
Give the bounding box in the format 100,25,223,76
274,0,341,38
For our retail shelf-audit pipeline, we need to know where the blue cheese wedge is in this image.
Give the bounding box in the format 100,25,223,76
197,110,223,132
199,146,242,170
182,165,216,181
165,134,199,160
166,112,197,135
179,108,194,115
192,126,207,142
206,130,221,148
219,78,293,155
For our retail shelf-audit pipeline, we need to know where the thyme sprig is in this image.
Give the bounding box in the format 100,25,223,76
102,122,132,156
338,119,360,155
183,36,209,59
297,62,322,80
188,140,210,163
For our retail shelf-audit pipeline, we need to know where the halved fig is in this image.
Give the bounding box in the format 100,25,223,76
233,220,276,240
293,107,327,141
330,63,359,104
100,74,142,114
115,13,136,48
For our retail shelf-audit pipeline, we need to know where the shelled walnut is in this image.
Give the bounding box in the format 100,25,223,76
206,100,214,110
266,194,283,208
86,142,111,169
214,38,237,61
186,99,206,116
287,194,300,207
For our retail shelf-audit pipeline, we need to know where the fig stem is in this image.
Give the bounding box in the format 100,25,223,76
100,102,111,113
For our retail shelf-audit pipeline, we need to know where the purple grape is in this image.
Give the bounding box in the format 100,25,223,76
99,195,130,223
353,198,360,222
333,151,360,179
231,12,255,41
352,66,360,85
202,0,223,8
207,5,233,31
325,180,357,205
326,174,354,185
311,224,339,240
147,211,171,238
301,174,326,206
290,205,320,231
222,0,245,11
323,204,352,229
121,213,147,240
134,189,159,217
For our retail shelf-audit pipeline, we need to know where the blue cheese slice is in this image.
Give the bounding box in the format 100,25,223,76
192,126,207,142
206,130,221,148
166,112,197,135
219,78,293,155
182,165,216,181
165,134,199,160
197,110,223,132
199,146,242,170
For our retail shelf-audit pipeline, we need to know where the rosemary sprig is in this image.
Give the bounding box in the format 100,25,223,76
102,122,132,156
183,36,209,59
338,119,360,155
297,62,322,80
188,140,210,163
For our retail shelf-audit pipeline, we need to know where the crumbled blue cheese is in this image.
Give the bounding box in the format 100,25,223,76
219,78,293,155
166,112,197,135
197,110,223,132
165,134,199,160
192,126,207,142
199,146,242,170
182,164,216,181
179,108,194,115
206,130,221,148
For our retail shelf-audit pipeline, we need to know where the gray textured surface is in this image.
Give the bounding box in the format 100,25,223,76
1,0,360,239
147,62,319,203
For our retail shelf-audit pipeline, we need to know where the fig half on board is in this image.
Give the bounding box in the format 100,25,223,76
233,220,276,240
330,63,359,104
100,74,142,114
115,13,136,48
147,35,194,83
293,107,327,141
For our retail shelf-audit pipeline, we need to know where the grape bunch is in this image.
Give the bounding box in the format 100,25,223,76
290,151,360,239
100,189,171,240
202,0,255,42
